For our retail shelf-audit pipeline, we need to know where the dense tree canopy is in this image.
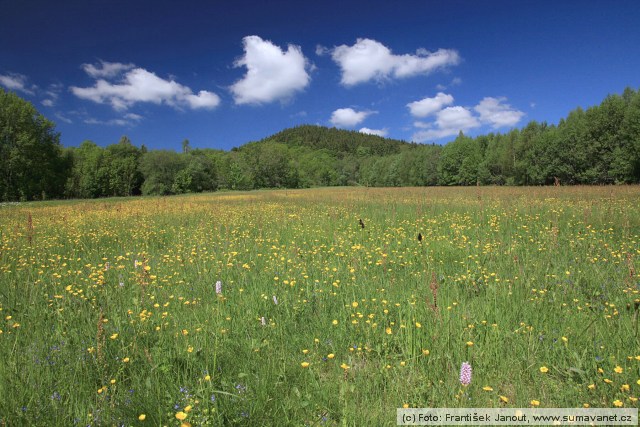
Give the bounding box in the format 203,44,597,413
0,89,68,201
1,87,639,202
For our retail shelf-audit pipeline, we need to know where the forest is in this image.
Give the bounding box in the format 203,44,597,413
1,86,639,202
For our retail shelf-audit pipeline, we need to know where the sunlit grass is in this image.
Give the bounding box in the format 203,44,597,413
0,186,639,426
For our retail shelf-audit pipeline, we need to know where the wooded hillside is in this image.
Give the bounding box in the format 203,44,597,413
1,87,639,201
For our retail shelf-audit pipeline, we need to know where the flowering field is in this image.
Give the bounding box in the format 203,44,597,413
0,186,639,426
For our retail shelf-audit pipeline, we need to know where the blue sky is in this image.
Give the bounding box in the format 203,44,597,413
1,0,639,151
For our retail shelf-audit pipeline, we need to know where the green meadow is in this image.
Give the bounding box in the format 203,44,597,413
0,186,639,426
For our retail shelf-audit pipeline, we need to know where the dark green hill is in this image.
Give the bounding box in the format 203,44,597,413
257,125,415,157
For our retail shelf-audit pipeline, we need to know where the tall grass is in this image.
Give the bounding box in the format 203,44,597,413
0,186,638,426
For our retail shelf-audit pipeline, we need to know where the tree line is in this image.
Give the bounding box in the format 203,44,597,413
1,87,639,201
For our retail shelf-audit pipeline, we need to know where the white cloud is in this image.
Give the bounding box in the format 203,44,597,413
230,35,311,105
411,95,525,142
82,60,134,78
359,127,388,137
315,44,329,56
436,106,479,130
71,65,220,111
0,73,35,95
41,83,64,106
87,118,127,126
407,92,454,117
435,77,461,91
412,106,480,142
184,91,221,109
330,38,460,86
474,97,525,128
330,108,374,127
124,113,143,121
84,116,138,126
55,113,73,124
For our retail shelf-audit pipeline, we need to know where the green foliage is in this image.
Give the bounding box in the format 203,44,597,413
171,152,218,194
103,137,143,196
2,87,640,202
239,141,299,189
64,141,106,198
262,124,411,156
438,132,479,185
139,150,186,195
0,89,68,201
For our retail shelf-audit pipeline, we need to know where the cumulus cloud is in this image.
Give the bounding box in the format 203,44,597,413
436,106,480,130
475,97,525,128
407,92,454,117
330,108,374,127
0,73,36,95
412,106,480,142
411,95,525,142
359,127,388,137
230,35,311,105
330,38,460,86
71,65,220,111
82,60,135,78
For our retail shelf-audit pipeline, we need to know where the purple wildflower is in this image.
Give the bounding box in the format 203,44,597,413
459,361,472,386
215,280,222,295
